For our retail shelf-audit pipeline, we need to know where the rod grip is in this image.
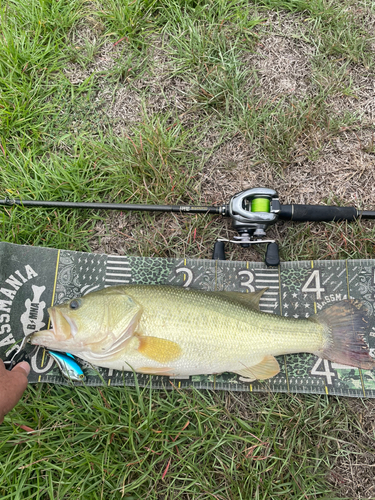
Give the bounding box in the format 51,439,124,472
279,205,358,222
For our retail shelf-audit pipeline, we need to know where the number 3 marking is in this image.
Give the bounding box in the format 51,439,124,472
238,270,255,292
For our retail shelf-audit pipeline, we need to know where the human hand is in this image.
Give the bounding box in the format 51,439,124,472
0,360,30,424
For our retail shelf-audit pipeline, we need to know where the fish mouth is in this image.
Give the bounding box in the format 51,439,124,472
30,307,78,349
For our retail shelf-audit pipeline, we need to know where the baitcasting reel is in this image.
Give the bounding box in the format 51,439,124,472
214,187,281,266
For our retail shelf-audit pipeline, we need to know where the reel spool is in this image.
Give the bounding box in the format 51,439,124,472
251,197,270,213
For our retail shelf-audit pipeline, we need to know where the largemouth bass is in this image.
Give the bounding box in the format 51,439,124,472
30,285,375,380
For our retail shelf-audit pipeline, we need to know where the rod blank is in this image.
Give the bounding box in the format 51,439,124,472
0,198,224,215
2,198,375,222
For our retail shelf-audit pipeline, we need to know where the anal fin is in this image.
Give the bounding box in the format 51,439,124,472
138,366,173,376
234,355,280,381
138,336,182,363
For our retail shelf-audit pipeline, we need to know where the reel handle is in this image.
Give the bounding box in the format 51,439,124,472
265,242,280,267
213,241,226,260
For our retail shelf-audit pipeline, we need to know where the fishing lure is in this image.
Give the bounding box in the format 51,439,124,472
47,351,85,382
4,334,85,382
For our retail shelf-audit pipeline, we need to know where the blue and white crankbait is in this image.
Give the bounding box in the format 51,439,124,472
47,351,85,381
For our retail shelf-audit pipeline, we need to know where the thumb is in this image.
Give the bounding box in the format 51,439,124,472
0,362,30,420
12,362,31,377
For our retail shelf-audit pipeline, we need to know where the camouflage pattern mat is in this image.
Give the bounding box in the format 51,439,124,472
1,242,375,397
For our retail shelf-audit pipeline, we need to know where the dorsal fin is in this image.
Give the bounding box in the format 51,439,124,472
208,288,268,310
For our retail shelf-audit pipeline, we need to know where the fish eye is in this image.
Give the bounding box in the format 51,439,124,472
69,299,81,310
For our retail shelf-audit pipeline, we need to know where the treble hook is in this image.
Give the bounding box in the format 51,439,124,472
3,334,36,371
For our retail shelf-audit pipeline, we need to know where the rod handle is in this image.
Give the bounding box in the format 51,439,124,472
279,205,358,222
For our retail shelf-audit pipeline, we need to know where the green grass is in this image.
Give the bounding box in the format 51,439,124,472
279,220,375,261
1,0,375,497
0,382,361,499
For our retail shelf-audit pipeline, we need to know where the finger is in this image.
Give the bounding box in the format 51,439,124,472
1,366,29,417
0,359,6,374
12,361,31,376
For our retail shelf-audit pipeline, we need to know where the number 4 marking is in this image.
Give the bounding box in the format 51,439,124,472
311,358,335,385
301,270,325,300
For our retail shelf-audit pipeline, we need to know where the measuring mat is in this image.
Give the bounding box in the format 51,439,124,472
1,242,375,397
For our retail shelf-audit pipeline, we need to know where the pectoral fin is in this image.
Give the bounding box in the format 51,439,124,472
137,336,182,363
234,355,280,381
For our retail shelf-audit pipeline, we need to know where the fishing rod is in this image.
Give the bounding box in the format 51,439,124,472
2,188,375,266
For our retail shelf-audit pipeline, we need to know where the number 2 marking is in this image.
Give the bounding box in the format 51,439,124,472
301,270,325,300
176,267,193,287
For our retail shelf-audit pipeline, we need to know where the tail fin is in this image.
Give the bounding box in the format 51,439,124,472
313,300,375,370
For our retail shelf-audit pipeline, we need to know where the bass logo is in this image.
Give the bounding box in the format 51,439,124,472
20,285,46,335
